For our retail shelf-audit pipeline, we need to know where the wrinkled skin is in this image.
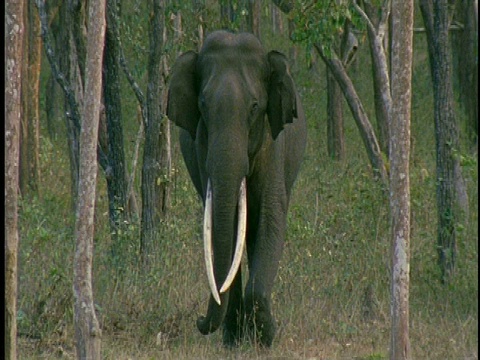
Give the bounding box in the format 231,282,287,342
167,30,307,347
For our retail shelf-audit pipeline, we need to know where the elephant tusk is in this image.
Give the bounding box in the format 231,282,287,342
220,178,247,294
204,179,221,305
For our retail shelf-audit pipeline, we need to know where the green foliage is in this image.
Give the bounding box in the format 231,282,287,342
17,3,478,359
291,0,365,56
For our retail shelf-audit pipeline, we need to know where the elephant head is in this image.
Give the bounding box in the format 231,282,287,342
167,31,299,339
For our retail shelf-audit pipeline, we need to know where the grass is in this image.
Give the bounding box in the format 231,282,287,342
17,15,477,360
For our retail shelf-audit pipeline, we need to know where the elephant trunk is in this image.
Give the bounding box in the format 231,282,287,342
197,176,247,335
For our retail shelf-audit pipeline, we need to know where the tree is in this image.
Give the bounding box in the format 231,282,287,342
420,0,469,283
36,0,86,209
43,0,63,141
389,0,413,358
288,1,389,184
103,0,130,254
73,0,106,357
140,0,167,264
451,0,478,148
326,66,346,160
220,0,235,28
20,0,42,196
326,20,358,161
315,44,388,184
247,0,261,38
362,0,392,156
6,1,25,358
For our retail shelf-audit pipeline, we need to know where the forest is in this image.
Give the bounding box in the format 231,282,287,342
5,0,478,359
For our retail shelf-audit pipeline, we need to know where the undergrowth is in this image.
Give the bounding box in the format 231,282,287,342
17,11,477,360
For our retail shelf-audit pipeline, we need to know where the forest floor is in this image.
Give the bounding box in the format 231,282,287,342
16,16,477,360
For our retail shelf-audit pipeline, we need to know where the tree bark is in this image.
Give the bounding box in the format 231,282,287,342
140,0,166,265
220,0,235,28
65,0,86,207
20,0,42,196
451,0,478,148
271,2,284,34
389,0,413,358
248,0,261,38
193,0,203,50
326,68,345,160
37,0,83,208
6,1,25,359
361,0,392,157
420,0,469,283
104,0,129,252
73,0,106,358
44,0,63,140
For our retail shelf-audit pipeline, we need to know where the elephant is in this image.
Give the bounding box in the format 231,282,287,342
167,30,307,347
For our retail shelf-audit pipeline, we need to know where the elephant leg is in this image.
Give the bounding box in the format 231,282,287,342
245,195,287,347
222,268,245,347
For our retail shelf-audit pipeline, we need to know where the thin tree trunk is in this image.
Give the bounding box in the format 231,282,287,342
389,0,413,358
362,0,392,157
451,0,478,147
220,0,235,28
140,0,166,265
193,0,203,50
20,2,30,197
326,20,357,161
104,0,129,254
20,0,42,197
73,0,106,357
326,68,345,160
159,53,172,216
66,0,86,207
315,44,389,185
44,1,63,141
420,0,469,283
288,19,298,69
6,1,25,359
248,0,261,38
271,2,284,34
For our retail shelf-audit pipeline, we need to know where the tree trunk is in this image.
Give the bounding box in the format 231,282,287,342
73,0,106,357
420,0,469,283
193,0,203,50
389,0,413,358
362,1,392,157
314,44,389,186
220,0,235,28
44,1,63,141
66,0,87,208
22,0,42,196
326,21,357,161
326,68,345,160
104,0,129,255
6,1,25,359
248,0,261,38
271,2,284,34
451,0,478,148
140,0,166,265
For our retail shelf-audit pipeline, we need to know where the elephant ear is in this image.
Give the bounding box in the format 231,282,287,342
167,51,199,139
267,50,298,140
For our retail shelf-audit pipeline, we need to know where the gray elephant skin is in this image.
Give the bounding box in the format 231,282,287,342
167,30,307,347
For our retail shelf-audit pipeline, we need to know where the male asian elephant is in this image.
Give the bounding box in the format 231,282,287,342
167,30,307,347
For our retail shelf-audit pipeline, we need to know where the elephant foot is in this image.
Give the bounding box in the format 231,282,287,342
247,311,276,347
245,294,276,347
222,313,245,348
222,325,244,348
